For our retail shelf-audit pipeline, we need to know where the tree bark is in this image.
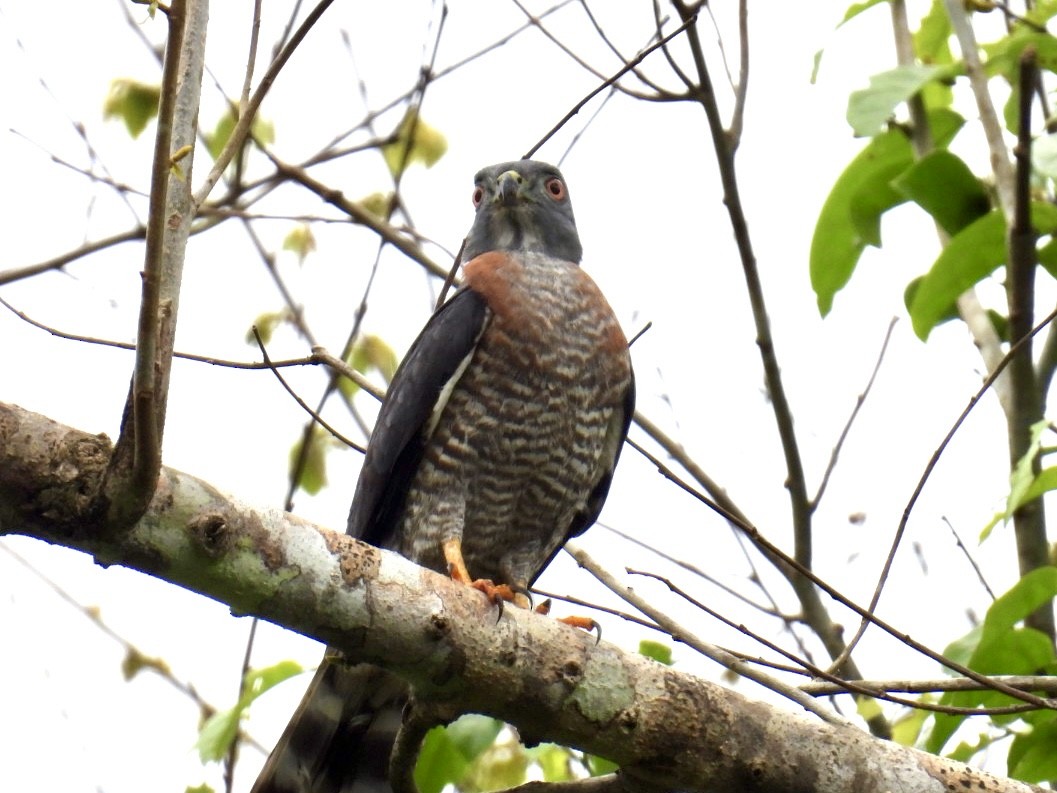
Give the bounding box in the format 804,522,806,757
0,400,1045,793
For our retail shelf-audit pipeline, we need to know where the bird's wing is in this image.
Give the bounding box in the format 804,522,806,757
525,370,634,587
347,287,490,547
568,371,636,539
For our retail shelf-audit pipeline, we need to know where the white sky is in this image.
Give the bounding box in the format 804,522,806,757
0,1,1034,790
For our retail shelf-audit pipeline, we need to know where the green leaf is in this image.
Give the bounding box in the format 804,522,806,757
382,109,448,178
460,740,529,793
196,707,241,763
638,639,673,665
289,429,329,495
840,0,889,24
185,785,215,793
847,65,948,137
414,714,503,793
928,571,1057,753
195,661,302,763
1009,714,1057,783
527,744,575,782
908,209,1005,339
1020,467,1057,506
811,108,964,315
981,566,1057,643
416,727,470,793
283,224,317,265
585,754,619,776
892,150,990,235
244,660,303,700
445,715,504,762
103,79,160,138
1005,421,1053,516
890,695,933,746
854,696,883,724
913,0,953,65
812,0,889,82
811,130,911,315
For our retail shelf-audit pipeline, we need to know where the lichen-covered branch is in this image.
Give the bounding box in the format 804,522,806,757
0,400,1044,793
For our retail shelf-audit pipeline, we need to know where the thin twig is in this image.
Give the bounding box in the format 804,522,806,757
251,328,364,453
827,306,1057,678
564,544,853,727
523,14,697,159
946,517,995,601
628,397,1057,710
193,0,337,208
802,675,1057,697
944,0,1015,217
625,568,1043,717
812,317,897,509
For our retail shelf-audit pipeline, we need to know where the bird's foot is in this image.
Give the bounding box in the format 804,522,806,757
535,598,601,643
469,578,518,606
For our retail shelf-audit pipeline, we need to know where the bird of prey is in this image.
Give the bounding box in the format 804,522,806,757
251,159,635,793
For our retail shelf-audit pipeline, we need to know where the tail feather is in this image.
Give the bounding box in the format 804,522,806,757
251,655,407,793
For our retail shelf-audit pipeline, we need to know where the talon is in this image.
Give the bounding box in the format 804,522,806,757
557,615,602,644
470,578,517,604
534,598,553,616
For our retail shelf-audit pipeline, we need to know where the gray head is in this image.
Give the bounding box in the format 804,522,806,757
462,160,583,264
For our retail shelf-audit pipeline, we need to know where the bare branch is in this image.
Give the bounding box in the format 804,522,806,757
565,544,851,727
104,0,208,527
829,306,1057,674
524,15,697,159
802,675,1057,698
193,0,336,208
943,0,1016,218
812,318,897,510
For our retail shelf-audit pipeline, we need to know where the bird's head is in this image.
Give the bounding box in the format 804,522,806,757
463,160,583,264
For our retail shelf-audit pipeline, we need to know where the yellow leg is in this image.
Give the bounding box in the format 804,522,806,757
442,537,472,584
440,537,519,605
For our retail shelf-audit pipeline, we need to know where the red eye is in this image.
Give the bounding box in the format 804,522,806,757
472,186,484,207
545,177,566,200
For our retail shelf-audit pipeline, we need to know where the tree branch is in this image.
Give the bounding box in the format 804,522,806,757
104,0,208,527
0,400,1047,793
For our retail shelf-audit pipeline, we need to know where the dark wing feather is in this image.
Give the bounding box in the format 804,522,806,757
347,287,489,548
529,370,636,585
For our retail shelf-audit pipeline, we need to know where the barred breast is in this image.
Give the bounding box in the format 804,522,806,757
392,250,632,588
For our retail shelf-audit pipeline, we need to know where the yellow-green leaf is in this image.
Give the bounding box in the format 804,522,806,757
205,106,276,161
382,109,448,177
283,224,317,264
290,429,328,495
195,660,303,763
357,192,393,220
527,744,575,782
340,335,398,399
891,694,933,746
247,308,293,345
103,79,160,138
638,639,673,665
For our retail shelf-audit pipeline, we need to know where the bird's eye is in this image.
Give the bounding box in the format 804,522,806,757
472,186,484,208
544,177,566,200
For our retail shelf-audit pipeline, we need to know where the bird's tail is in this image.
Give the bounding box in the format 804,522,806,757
250,654,407,793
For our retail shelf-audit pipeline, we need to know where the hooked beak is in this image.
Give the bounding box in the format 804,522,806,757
496,169,523,206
